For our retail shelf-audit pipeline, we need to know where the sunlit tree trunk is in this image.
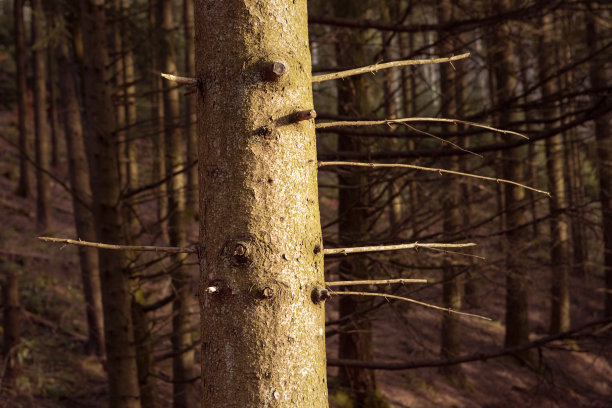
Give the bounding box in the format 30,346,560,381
196,0,328,406
79,1,142,406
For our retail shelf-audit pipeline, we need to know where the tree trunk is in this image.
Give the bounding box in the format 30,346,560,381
184,0,198,215
55,6,106,357
490,0,531,355
585,4,612,316
79,1,142,407
160,1,195,406
45,7,60,168
437,0,464,383
32,0,52,232
195,0,328,406
14,0,31,198
538,13,571,334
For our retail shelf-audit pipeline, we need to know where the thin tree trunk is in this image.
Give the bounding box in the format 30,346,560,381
121,0,140,238
14,0,31,198
45,7,60,168
79,1,141,407
55,6,105,357
196,0,328,406
32,0,52,232
160,1,195,406
585,4,612,316
490,0,531,355
437,0,464,383
184,0,197,216
538,13,571,334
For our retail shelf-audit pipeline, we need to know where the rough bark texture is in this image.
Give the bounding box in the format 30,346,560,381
79,1,141,407
160,1,195,406
45,8,60,168
55,13,106,357
32,0,52,231
538,13,571,334
14,0,31,198
196,1,328,406
586,4,612,316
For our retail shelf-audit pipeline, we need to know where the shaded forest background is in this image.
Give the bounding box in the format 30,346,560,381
0,0,611,407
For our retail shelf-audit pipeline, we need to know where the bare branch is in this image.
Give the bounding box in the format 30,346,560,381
318,161,551,197
326,278,428,287
327,317,612,370
161,73,198,87
312,53,470,83
316,117,528,139
330,290,491,320
323,242,476,256
38,237,197,255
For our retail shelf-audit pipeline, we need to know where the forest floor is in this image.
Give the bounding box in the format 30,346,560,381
1,124,611,407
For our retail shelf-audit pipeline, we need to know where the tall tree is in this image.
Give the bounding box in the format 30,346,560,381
437,0,465,383
538,12,570,333
79,1,141,406
585,4,612,316
55,2,105,357
490,0,531,354
160,0,195,406
195,0,328,406
13,0,30,198
32,0,52,231
184,0,197,214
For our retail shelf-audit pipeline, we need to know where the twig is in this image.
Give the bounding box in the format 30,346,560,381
318,161,551,196
323,242,476,256
327,317,612,370
316,116,527,139
312,53,470,83
330,290,490,320
161,73,198,87
326,278,427,286
38,237,197,254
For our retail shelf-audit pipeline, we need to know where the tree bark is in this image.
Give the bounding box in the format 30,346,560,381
585,4,612,316
79,1,141,407
55,6,106,357
14,0,31,198
196,0,328,406
45,7,60,168
32,0,52,232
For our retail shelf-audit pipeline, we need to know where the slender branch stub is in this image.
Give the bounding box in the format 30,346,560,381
292,109,317,123
264,61,287,81
311,287,331,304
262,287,275,299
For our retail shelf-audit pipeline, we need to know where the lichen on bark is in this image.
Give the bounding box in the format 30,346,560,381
196,1,328,407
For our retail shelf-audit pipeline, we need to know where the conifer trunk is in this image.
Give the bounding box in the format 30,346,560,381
195,1,328,406
79,1,141,406
14,0,31,198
